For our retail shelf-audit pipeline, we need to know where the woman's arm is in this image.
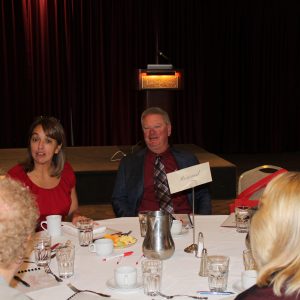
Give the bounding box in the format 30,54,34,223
68,187,87,224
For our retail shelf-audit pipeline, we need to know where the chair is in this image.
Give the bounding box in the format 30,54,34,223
229,165,288,213
238,165,287,199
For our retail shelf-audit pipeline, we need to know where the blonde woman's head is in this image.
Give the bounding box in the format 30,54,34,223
250,172,300,296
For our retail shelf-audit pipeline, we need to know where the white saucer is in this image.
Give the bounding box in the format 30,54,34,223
232,280,244,293
106,278,143,293
172,227,189,238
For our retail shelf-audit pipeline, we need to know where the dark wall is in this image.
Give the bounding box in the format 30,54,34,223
1,0,300,153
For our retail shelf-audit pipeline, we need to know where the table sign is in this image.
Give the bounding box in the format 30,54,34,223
167,162,212,194
167,162,212,254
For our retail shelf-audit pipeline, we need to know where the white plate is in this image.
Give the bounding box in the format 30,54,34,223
114,236,138,249
106,278,143,293
172,227,189,238
232,280,244,293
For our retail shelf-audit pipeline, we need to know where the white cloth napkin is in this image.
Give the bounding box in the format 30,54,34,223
69,293,118,300
62,222,107,236
12,267,59,293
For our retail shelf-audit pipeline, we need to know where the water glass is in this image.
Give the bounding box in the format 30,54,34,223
241,269,257,290
142,259,163,296
77,218,94,246
243,249,257,270
207,255,230,292
34,233,51,267
235,206,250,233
56,244,75,278
138,211,149,237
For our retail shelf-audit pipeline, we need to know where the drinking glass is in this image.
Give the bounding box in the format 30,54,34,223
77,218,94,246
235,206,250,233
56,244,75,278
207,255,230,292
241,269,257,289
34,233,51,267
243,249,257,270
142,259,163,296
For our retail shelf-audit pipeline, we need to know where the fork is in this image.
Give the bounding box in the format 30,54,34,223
157,292,208,299
67,283,111,298
44,265,63,282
112,230,132,236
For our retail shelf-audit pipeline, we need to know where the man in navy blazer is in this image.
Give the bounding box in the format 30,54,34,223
112,107,211,217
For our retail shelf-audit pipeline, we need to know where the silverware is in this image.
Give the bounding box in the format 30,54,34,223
157,292,207,299
112,230,132,236
44,265,63,282
67,283,110,298
14,275,30,287
121,230,132,236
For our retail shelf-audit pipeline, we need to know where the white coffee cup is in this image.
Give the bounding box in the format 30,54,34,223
89,238,113,256
241,270,257,290
114,265,137,288
171,219,183,235
40,215,62,237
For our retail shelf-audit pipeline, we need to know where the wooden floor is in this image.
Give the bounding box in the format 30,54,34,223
79,199,233,220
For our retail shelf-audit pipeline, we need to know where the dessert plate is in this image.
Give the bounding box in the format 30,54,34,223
106,278,143,293
114,237,137,249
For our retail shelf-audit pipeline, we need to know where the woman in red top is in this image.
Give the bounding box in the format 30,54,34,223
8,116,84,226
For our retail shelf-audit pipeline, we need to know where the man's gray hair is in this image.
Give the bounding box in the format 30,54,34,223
141,107,171,125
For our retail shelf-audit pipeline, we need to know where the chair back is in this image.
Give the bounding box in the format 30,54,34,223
238,165,287,200
229,165,288,213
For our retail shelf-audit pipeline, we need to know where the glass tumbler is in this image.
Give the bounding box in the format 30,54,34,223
77,218,94,246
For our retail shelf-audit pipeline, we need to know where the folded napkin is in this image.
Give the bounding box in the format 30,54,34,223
173,213,192,227
220,213,236,227
12,267,59,293
69,293,118,300
62,222,107,236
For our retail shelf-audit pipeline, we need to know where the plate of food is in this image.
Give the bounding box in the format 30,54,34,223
103,234,137,249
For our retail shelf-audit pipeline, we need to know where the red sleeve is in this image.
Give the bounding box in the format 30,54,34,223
62,162,76,188
7,164,27,182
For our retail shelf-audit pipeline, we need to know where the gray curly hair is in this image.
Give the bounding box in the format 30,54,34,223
0,177,38,268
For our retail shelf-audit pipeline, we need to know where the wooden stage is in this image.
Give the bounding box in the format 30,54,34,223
0,144,236,205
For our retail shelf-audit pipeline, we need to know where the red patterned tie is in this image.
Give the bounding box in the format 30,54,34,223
154,156,173,213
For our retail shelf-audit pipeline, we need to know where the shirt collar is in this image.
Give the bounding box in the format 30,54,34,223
147,147,171,158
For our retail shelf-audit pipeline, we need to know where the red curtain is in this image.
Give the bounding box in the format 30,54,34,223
1,0,300,152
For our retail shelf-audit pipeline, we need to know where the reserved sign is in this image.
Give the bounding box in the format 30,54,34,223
167,162,212,194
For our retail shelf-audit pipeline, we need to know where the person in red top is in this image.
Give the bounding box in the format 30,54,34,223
8,116,85,227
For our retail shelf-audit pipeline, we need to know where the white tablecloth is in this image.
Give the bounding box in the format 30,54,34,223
25,215,246,300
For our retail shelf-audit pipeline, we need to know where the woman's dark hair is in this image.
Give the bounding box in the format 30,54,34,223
22,116,66,177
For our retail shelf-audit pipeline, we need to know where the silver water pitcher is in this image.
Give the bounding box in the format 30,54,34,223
142,210,175,260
